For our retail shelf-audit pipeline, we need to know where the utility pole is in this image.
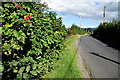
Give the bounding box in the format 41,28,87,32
80,15,82,27
103,2,113,23
103,6,106,22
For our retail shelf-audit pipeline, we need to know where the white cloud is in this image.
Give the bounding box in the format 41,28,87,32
81,26,97,28
41,0,119,23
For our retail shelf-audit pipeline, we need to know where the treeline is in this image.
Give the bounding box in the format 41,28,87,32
93,19,120,49
84,28,93,33
66,24,87,35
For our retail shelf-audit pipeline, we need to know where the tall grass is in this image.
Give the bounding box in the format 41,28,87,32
45,35,83,78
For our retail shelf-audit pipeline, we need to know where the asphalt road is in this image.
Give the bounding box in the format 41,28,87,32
78,35,120,79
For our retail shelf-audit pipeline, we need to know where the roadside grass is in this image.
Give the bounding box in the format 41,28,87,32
84,63,91,77
45,35,83,78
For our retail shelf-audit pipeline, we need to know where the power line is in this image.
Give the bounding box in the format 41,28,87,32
105,2,113,8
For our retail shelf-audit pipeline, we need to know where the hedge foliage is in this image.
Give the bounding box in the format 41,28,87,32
1,2,67,79
93,19,120,49
67,24,87,35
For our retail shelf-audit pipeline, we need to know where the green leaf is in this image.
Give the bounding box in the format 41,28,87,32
27,13,33,16
0,61,4,73
18,67,25,74
0,6,3,9
31,70,37,76
4,23,13,27
26,65,30,73
32,64,37,70
36,69,42,73
28,7,30,12
44,43,48,47
37,63,42,68
13,11,17,16
17,74,22,78
4,3,9,8
20,36,25,44
23,73,29,79
13,30,19,38
37,49,42,55
13,62,18,66
13,69,18,73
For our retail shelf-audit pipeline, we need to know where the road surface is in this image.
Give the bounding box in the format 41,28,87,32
78,35,120,79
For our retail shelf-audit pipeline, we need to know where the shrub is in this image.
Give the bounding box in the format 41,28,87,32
93,19,120,48
1,2,67,79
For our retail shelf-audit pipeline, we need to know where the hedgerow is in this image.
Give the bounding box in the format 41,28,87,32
93,19,120,49
1,2,67,79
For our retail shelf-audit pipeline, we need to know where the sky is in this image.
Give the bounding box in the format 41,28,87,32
41,0,119,28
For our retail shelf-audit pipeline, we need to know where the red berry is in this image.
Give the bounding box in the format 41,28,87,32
24,18,29,21
18,5,21,8
39,46,40,47
26,18,29,20
57,42,59,43
24,18,27,21
15,5,17,7
41,12,44,14
27,15,29,18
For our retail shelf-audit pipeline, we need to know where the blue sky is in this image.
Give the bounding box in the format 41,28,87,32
56,12,99,28
42,0,118,28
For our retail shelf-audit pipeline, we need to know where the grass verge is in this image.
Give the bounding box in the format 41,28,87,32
45,35,83,78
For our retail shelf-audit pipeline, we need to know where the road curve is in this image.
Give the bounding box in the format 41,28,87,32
78,34,120,79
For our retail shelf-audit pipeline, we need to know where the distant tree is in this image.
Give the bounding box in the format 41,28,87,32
68,24,87,35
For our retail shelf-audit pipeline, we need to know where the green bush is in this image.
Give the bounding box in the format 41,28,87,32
67,24,87,35
1,2,67,79
93,19,120,48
